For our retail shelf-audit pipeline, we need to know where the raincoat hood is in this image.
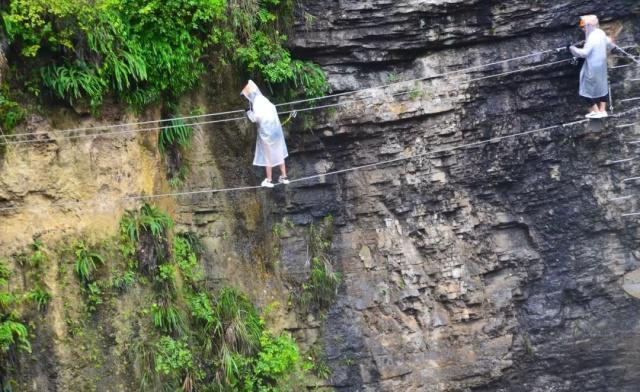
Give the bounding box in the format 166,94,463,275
580,15,599,37
241,80,262,103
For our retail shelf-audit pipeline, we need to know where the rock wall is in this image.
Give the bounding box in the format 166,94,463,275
1,1,640,391
277,1,640,391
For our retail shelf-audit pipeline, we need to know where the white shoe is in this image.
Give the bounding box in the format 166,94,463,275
278,176,290,185
593,111,608,118
261,179,274,188
585,112,598,118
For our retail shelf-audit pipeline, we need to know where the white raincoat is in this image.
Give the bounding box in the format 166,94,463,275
570,19,611,99
241,81,289,167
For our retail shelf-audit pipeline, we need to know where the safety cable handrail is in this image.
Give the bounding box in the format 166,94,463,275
5,41,610,140
1,105,638,214
7,53,632,146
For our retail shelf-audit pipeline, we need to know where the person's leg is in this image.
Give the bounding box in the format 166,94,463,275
597,102,605,112
279,163,287,178
265,166,273,182
584,97,597,114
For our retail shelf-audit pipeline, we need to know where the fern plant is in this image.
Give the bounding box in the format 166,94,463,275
25,285,51,312
73,241,104,284
172,235,202,283
0,320,31,353
297,215,341,313
0,260,31,356
0,87,26,132
298,257,341,312
158,118,194,156
4,0,328,111
119,203,173,276
151,300,185,336
41,63,108,108
120,203,173,245
138,204,174,240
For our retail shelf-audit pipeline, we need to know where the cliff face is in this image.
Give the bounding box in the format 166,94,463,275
281,1,640,391
1,1,640,391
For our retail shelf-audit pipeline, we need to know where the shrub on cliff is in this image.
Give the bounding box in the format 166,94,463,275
0,0,328,110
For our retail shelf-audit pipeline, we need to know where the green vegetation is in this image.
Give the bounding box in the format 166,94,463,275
11,241,53,316
153,335,194,387
158,118,193,156
73,241,104,284
238,330,304,391
1,0,328,111
297,215,341,313
272,218,294,239
157,117,194,188
16,239,47,269
0,205,322,390
0,260,30,355
298,258,341,313
69,241,107,312
183,287,313,391
113,204,313,390
408,85,423,100
151,300,185,335
0,251,46,391
140,204,173,239
110,270,135,292
0,86,26,132
306,341,331,380
25,284,51,312
119,203,173,274
172,234,203,284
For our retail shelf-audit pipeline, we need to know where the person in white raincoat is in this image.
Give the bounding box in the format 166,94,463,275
569,15,613,119
241,80,290,188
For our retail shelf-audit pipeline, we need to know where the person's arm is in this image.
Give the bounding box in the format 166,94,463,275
606,36,615,52
570,35,595,58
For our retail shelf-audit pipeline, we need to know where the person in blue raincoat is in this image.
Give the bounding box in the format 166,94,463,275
241,80,290,188
569,15,614,119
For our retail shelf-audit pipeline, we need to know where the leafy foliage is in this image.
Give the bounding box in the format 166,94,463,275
0,260,31,364
154,335,193,377
2,0,328,109
73,241,104,284
0,320,30,354
0,86,26,132
152,300,185,336
186,288,263,387
305,340,331,380
25,285,51,312
16,239,48,270
83,281,103,312
157,117,194,186
40,63,108,108
298,258,341,313
249,331,300,387
297,216,341,313
236,31,329,98
172,235,202,283
119,203,173,274
308,215,333,258
111,270,136,292
136,204,174,241
158,118,194,156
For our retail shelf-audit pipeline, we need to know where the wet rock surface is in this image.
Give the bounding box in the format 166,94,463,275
277,1,640,390
1,1,640,391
